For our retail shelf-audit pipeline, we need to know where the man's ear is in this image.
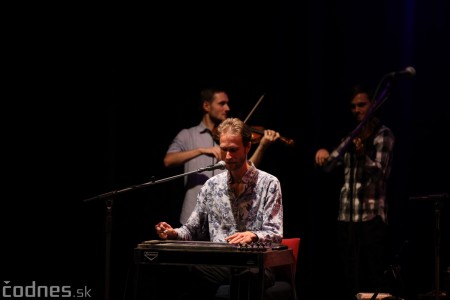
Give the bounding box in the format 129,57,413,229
202,101,210,113
246,142,252,155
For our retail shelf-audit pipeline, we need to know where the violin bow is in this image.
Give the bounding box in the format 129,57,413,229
243,93,265,124
242,93,295,147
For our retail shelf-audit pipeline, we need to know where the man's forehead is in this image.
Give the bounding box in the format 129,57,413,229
213,92,228,102
352,93,370,102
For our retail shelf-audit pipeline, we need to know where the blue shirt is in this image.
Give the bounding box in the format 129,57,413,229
167,121,226,224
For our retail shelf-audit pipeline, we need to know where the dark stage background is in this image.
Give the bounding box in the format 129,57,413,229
3,2,450,300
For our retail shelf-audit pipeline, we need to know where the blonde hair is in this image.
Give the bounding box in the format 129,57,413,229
216,118,252,144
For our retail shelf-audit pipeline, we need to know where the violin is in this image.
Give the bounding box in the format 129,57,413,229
249,125,295,146
356,117,381,141
352,117,381,156
212,125,295,147
243,94,294,147
212,94,295,147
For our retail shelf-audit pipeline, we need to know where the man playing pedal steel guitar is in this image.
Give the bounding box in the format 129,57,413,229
154,117,284,300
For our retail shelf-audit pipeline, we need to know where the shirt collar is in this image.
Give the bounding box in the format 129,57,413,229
227,161,257,185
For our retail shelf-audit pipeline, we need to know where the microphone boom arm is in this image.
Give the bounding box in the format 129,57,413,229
83,162,225,203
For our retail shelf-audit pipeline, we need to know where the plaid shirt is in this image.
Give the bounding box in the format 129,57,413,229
334,124,394,223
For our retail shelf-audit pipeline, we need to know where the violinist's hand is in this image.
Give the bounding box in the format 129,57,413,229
259,129,280,148
315,148,330,166
200,146,222,160
250,130,279,167
155,222,177,240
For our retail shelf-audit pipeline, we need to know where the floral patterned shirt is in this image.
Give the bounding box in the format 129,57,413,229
175,162,283,243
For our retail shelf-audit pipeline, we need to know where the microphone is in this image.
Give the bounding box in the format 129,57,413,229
386,66,416,78
197,161,226,173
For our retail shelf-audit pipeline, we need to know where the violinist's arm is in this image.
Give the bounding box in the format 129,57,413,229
250,129,280,167
163,147,221,168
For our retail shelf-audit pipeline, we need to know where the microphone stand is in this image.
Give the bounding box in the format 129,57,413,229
82,165,224,300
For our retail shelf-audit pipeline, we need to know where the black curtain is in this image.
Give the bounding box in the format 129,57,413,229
3,2,449,300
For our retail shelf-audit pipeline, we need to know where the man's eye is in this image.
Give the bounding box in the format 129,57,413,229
351,103,367,108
